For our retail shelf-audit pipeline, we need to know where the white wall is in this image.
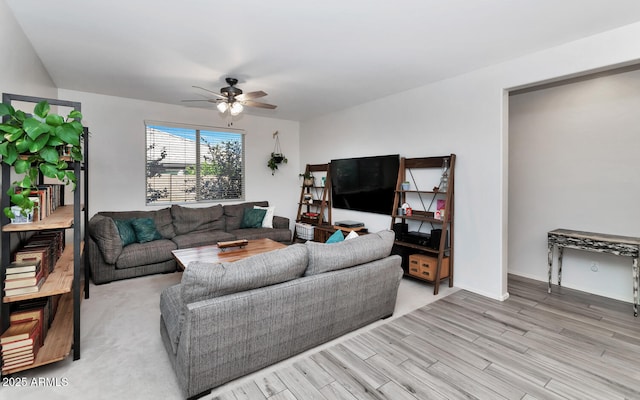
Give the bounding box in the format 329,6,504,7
300,22,640,300
0,0,56,98
509,69,640,302
58,89,301,227
0,1,59,253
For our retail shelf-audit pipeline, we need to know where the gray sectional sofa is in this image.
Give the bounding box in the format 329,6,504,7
159,230,402,399
87,201,292,284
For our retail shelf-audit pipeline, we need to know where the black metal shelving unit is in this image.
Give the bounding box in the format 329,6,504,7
0,93,88,372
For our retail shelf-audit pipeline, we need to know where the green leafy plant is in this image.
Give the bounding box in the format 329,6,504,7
0,100,84,219
299,171,314,186
268,152,287,175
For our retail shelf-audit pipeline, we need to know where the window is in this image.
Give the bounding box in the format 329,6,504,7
145,122,244,204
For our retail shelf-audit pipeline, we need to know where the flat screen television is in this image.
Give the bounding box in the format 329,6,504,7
331,154,399,215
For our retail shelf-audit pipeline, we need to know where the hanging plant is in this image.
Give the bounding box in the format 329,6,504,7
0,100,84,219
267,131,287,175
268,152,288,175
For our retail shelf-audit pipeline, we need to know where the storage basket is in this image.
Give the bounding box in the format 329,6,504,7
295,222,315,240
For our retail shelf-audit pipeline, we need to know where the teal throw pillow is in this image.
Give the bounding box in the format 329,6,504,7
325,229,344,244
130,218,163,243
114,219,137,246
240,208,267,229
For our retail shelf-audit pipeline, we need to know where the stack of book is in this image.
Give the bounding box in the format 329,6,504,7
0,319,41,372
3,260,44,297
12,230,64,280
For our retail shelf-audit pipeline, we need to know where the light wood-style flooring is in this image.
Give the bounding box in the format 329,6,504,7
212,274,640,400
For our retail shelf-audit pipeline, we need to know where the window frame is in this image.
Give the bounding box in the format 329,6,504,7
144,120,245,205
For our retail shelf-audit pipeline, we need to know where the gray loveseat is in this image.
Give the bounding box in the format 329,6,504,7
159,230,402,399
87,201,291,284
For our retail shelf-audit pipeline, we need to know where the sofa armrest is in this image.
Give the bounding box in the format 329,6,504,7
272,215,289,230
88,214,123,264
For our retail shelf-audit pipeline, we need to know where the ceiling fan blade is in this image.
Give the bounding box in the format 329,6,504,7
181,99,217,103
242,100,277,109
192,85,226,98
236,91,267,101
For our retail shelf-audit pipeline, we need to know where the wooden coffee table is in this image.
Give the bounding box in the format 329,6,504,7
171,238,287,270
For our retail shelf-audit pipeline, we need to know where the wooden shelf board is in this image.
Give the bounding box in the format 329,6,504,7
2,291,74,374
2,205,76,232
396,189,447,195
392,214,448,224
394,240,444,253
3,243,80,303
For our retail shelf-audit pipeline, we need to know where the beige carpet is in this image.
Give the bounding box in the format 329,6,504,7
2,271,457,399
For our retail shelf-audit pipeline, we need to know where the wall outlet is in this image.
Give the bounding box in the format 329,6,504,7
590,262,599,272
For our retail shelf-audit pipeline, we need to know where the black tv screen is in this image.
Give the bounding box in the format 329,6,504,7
331,154,399,215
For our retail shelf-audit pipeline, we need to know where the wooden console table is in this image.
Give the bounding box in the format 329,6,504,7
547,228,640,316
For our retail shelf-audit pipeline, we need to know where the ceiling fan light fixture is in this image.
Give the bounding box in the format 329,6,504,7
230,102,244,116
217,102,229,113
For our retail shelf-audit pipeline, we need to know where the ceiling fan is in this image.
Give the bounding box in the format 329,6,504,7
182,77,277,115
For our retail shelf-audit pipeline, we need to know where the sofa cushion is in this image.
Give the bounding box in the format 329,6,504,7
171,204,225,235
171,230,235,249
130,218,163,243
240,208,267,229
223,201,269,231
88,214,123,264
99,208,176,239
304,230,395,276
115,239,177,269
113,219,137,246
181,243,308,305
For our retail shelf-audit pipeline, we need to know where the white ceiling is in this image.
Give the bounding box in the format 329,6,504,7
6,1,640,121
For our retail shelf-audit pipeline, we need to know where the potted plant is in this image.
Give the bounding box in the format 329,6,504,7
299,171,315,187
0,100,84,219
267,152,288,175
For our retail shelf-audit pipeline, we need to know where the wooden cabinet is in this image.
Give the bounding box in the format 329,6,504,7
293,163,332,241
390,155,455,295
0,94,88,374
312,225,368,243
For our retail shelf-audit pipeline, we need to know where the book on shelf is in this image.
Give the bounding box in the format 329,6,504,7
13,184,63,221
33,230,65,259
3,277,45,297
0,328,40,352
14,246,53,276
6,271,37,279
2,343,38,361
3,353,35,367
6,260,41,275
1,336,39,372
10,300,47,346
2,345,34,358
2,357,36,372
4,267,45,290
0,320,38,345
